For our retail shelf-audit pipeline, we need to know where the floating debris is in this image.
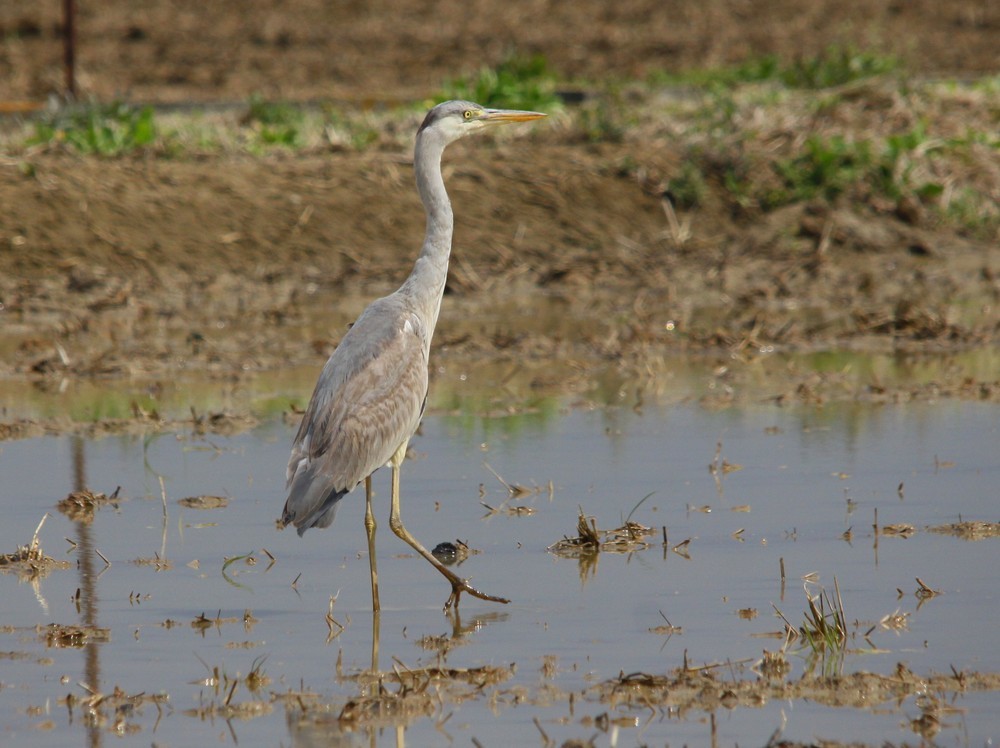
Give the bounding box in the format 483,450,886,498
57,487,121,523
547,507,655,557
881,523,916,538
42,623,111,649
926,521,999,541
709,440,743,475
648,611,683,636
757,649,791,679
880,609,911,633
589,663,1000,714
915,577,942,600
320,662,515,728
189,407,258,435
178,495,230,510
483,462,536,499
63,684,169,735
190,610,259,635
0,515,70,580
479,463,542,516
131,554,172,571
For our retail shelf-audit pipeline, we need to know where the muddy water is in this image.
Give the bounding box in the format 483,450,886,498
1,383,998,746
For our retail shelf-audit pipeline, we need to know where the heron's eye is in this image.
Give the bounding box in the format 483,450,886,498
463,110,473,120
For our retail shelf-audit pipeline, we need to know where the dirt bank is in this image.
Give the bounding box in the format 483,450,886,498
1,0,998,431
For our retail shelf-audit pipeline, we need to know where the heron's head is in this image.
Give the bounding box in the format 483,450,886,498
418,100,546,144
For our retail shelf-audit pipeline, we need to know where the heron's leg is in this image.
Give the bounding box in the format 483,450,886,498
364,475,380,613
370,609,381,673
386,447,509,611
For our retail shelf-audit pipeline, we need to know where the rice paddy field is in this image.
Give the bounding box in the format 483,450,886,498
1,1,999,745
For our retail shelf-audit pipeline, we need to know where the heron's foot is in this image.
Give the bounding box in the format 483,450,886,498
444,578,510,612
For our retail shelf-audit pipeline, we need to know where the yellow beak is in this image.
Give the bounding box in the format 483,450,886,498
481,108,547,123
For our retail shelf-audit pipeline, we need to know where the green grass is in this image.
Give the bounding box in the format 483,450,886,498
757,126,956,211
574,93,629,143
321,107,379,150
440,52,562,112
770,134,874,204
773,580,849,676
781,46,899,89
8,60,996,240
245,94,304,147
667,119,998,238
666,159,709,209
797,585,847,655
943,186,999,236
31,101,157,155
652,45,899,91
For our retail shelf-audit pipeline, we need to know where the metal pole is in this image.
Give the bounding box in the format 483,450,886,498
63,0,76,98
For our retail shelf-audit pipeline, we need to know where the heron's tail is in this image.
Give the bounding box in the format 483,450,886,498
281,483,348,537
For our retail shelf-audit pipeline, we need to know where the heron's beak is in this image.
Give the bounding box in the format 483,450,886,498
481,108,547,124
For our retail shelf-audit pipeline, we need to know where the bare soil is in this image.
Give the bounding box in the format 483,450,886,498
1,0,999,428
2,0,997,104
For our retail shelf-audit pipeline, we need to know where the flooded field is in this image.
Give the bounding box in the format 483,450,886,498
1,370,997,747
3,0,999,744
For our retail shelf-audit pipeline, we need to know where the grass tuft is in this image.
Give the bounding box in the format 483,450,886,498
243,94,304,147
31,101,157,155
652,45,899,91
782,46,899,89
773,578,848,675
441,52,562,112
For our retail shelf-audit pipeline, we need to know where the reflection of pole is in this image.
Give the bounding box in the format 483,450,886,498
77,522,102,748
72,434,86,492
63,0,76,98
72,436,102,748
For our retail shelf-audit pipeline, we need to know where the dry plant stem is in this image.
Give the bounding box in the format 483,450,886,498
387,455,508,611
31,513,49,553
364,475,380,613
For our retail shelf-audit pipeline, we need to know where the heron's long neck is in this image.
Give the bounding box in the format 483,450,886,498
401,131,453,341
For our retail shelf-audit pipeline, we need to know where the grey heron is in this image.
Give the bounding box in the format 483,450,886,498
279,100,546,612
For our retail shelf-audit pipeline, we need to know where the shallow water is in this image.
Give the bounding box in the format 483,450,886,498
1,394,998,746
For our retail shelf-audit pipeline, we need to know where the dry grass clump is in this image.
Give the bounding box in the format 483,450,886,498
286,662,513,731
64,685,170,737
178,495,229,510
42,623,111,649
57,488,120,524
547,506,656,557
879,522,916,538
0,515,69,581
925,521,999,541
758,649,791,679
770,579,856,677
181,653,274,723
589,661,1000,716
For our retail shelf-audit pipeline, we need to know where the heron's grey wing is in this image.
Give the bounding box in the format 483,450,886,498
282,304,429,535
